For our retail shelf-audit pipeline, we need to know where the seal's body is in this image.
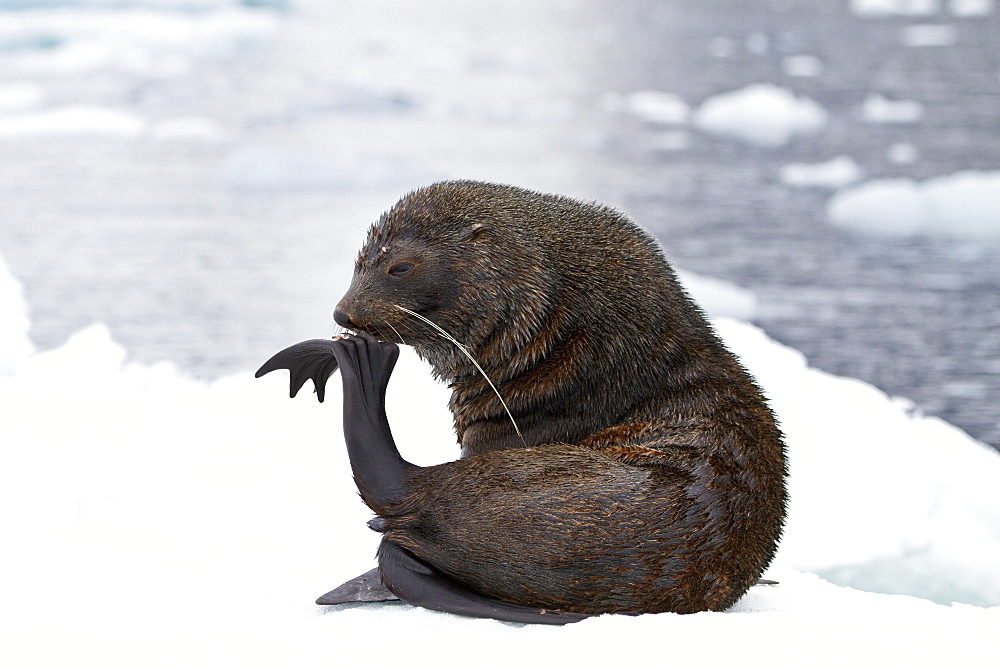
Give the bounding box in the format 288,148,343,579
258,181,786,623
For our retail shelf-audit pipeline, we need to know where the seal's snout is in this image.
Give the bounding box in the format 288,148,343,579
333,306,355,328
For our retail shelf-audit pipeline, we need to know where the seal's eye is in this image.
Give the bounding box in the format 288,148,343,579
388,261,414,276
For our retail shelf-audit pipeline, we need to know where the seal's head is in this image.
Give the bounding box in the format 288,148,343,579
333,181,554,381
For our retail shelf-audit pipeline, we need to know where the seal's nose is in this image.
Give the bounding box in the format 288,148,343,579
333,307,354,328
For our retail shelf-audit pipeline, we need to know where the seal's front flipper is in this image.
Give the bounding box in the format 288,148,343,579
329,334,414,511
255,339,341,402
378,540,590,626
316,568,399,605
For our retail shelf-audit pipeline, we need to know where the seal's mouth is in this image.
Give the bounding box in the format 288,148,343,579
332,308,404,347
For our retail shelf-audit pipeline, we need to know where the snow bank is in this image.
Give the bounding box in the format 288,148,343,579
716,318,1000,606
677,270,759,321
1,247,997,665
0,254,34,373
827,170,1000,238
780,156,864,189
692,83,828,148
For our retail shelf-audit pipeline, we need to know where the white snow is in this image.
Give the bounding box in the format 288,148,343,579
902,23,960,47
861,93,925,123
1,243,998,666
827,170,1000,238
780,156,864,189
677,271,759,321
692,83,828,148
622,90,690,125
717,318,1000,605
850,0,941,16
0,254,34,373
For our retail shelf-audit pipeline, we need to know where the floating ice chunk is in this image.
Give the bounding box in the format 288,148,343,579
829,179,928,235
692,83,828,147
676,271,758,320
780,156,864,189
949,0,995,15
887,142,921,164
781,55,824,77
862,93,925,123
0,82,44,112
0,106,146,138
827,170,1000,238
902,23,960,46
850,0,941,16
623,90,690,124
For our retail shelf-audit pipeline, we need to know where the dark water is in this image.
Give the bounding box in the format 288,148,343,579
583,0,1000,450
0,0,997,451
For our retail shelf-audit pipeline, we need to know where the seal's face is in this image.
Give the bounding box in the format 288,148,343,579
331,183,548,381
334,235,444,345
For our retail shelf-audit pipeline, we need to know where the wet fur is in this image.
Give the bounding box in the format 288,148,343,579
293,181,786,616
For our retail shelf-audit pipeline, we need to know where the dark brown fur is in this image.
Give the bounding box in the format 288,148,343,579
335,180,786,615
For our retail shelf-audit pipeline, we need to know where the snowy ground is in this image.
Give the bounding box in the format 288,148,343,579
2,248,999,665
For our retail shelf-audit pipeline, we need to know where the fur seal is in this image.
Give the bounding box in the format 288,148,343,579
257,180,787,624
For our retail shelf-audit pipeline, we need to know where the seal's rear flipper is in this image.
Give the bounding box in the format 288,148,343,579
378,540,590,626
255,339,342,403
316,567,399,605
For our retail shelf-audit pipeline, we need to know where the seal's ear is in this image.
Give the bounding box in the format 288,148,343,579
463,222,492,242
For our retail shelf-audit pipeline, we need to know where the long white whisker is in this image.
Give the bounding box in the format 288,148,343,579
395,305,525,445
385,321,407,345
